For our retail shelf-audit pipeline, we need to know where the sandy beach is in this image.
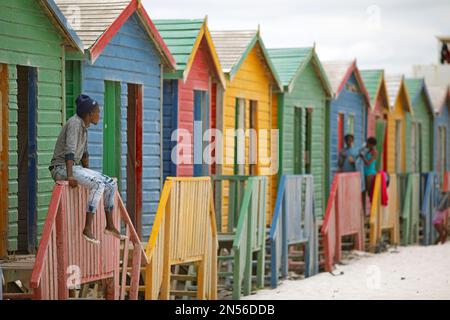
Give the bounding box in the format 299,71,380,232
243,242,450,300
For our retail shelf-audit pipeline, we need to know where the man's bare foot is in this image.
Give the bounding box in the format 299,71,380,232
83,229,100,245
104,226,128,240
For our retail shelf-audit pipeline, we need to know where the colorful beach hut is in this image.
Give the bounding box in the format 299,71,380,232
428,85,450,185
0,0,83,255
153,18,226,179
267,47,332,218
384,75,413,174
360,70,390,171
55,0,176,238
322,60,371,188
211,29,282,220
404,78,435,174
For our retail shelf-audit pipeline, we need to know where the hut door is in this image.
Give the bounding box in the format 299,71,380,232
294,107,302,174
234,98,245,175
395,120,402,172
375,119,386,171
194,90,209,176
0,64,8,256
438,126,446,183
65,60,81,120
411,123,418,172
17,66,37,253
249,100,257,175
126,84,142,235
305,108,312,174
104,81,122,185
337,113,344,153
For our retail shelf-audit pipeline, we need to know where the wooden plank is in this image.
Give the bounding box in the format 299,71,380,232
129,243,142,300
0,64,8,258
55,190,68,299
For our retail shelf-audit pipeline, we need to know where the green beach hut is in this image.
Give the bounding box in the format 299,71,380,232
268,47,332,218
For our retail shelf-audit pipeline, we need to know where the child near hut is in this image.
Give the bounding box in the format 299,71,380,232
49,94,126,244
338,134,358,173
360,137,378,200
433,192,450,245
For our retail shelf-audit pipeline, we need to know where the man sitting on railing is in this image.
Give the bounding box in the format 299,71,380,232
48,94,126,245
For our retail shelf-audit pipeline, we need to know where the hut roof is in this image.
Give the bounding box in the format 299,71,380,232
54,0,175,68
322,60,371,107
405,78,435,116
41,0,84,52
360,69,390,111
153,18,226,87
267,47,332,97
211,29,282,90
427,85,450,114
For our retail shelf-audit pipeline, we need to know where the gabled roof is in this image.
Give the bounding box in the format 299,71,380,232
385,74,413,114
322,60,371,107
211,29,282,91
267,47,332,97
54,0,176,69
427,85,450,114
40,0,83,52
153,18,226,88
360,69,390,111
405,78,435,117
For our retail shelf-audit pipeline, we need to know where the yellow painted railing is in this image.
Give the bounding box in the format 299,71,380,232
369,173,400,251
144,177,218,300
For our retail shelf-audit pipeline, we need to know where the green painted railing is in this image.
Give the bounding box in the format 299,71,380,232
212,175,267,300
398,173,421,245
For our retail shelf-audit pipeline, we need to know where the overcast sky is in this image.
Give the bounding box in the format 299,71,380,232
142,0,449,76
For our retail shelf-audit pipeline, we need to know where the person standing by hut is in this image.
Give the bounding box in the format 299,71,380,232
360,137,378,200
338,134,359,173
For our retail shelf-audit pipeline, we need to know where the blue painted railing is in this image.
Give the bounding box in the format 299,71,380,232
269,175,318,288
420,172,439,246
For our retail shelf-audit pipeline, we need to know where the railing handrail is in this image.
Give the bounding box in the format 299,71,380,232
232,179,254,250
269,176,287,241
145,179,172,259
321,174,340,235
30,185,63,288
30,181,145,299
212,175,250,182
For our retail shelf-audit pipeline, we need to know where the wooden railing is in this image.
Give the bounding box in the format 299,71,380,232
398,174,420,245
420,172,439,246
144,177,218,300
369,173,400,251
321,173,364,272
269,175,318,288
30,182,146,300
213,176,267,300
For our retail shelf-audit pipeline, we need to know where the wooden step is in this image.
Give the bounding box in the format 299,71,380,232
170,274,197,282
218,271,233,277
125,285,146,292
218,233,235,243
170,290,197,297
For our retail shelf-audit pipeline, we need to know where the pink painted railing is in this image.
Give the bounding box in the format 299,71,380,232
30,182,146,300
321,173,365,272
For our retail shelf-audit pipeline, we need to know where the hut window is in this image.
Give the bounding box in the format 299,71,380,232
347,114,355,135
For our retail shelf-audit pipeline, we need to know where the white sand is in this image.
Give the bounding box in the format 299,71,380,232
243,242,450,300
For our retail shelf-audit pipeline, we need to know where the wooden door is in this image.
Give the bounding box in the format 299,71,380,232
395,120,403,173
126,84,142,236
103,81,122,184
294,107,302,174
194,90,209,177
375,119,386,171
0,64,8,257
337,113,344,153
249,100,257,175
17,66,37,253
234,98,245,175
